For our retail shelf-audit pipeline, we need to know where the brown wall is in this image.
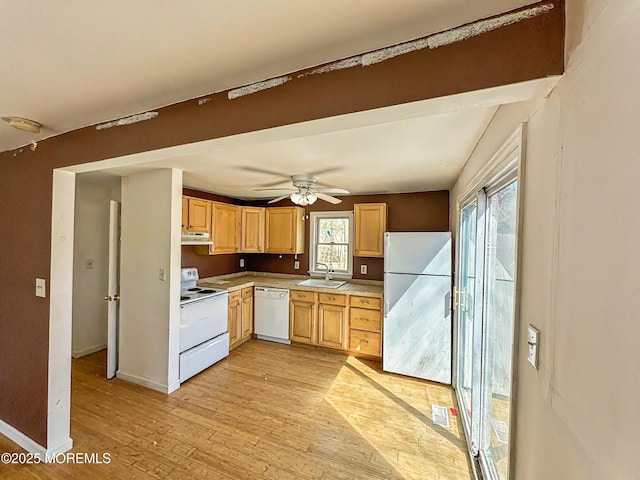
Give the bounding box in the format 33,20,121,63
0,3,564,447
247,191,449,280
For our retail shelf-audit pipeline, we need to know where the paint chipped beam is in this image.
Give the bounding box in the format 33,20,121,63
5,0,564,165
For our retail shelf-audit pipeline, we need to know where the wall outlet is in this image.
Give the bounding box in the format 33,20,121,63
527,325,540,369
360,265,368,275
240,258,245,268
294,261,300,270
159,267,166,281
36,278,46,298
85,258,94,270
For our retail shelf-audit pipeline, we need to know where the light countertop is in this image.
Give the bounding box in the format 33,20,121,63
199,273,383,297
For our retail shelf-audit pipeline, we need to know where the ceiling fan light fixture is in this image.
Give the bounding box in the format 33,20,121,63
2,116,42,134
290,191,317,206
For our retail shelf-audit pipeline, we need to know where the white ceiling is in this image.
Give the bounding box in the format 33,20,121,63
0,0,538,152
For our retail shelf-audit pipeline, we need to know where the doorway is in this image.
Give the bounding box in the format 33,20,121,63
454,129,523,480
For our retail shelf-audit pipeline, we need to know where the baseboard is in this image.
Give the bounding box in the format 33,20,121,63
0,418,73,461
72,343,107,358
116,370,171,394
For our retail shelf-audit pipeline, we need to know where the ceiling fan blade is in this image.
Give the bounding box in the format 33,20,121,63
237,166,291,178
253,187,296,192
268,194,291,204
258,179,293,188
307,167,342,177
316,188,350,194
315,192,343,204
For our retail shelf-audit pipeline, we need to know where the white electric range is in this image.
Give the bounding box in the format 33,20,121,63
179,268,229,383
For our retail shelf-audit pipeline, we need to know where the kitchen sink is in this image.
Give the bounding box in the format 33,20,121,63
297,279,347,289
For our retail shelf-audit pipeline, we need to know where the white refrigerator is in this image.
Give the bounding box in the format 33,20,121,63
383,232,452,384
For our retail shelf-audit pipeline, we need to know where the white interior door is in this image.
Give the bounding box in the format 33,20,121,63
106,200,120,379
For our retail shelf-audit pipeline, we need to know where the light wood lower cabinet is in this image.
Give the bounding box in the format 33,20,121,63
348,295,382,357
290,290,347,350
241,287,254,338
290,293,317,344
228,291,241,346
317,304,347,349
229,287,254,349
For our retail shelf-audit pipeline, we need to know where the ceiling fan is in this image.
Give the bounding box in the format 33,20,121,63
254,174,350,205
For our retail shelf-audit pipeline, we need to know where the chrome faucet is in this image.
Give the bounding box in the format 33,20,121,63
317,263,333,281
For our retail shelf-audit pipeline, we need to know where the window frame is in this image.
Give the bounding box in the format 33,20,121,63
308,211,354,279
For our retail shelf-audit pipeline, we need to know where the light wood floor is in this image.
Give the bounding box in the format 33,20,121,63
0,340,473,480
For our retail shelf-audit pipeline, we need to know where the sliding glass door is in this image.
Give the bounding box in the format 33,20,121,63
455,157,521,480
456,202,478,441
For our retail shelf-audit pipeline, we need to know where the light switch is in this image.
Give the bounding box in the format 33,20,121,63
240,258,245,268
527,325,540,369
36,278,46,298
85,258,94,270
159,267,166,281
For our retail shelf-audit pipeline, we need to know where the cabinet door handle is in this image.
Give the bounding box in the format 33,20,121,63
360,339,369,344
361,300,369,304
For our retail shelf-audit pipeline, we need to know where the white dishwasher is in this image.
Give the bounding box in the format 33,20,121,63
254,287,290,344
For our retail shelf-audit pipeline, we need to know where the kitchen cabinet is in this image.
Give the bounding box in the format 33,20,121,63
182,196,211,233
289,290,317,344
265,207,305,254
348,295,382,357
240,207,265,253
290,291,347,350
228,291,241,347
354,203,387,257
318,293,347,349
229,288,254,349
194,202,240,255
241,287,254,339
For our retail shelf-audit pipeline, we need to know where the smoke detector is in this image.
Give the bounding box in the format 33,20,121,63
2,116,42,134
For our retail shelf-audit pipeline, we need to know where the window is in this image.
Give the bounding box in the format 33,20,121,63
309,211,353,278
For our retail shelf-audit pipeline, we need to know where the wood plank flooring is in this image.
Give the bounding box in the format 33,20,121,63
0,340,473,480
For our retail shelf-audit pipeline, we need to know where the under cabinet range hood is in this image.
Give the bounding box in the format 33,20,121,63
181,232,213,245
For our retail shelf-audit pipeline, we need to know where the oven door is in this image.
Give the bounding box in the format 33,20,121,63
179,293,228,353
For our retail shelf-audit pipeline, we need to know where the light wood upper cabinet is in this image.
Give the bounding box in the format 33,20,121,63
194,202,239,255
240,207,265,253
211,202,239,254
181,196,189,231
354,203,387,257
183,197,211,233
265,207,305,254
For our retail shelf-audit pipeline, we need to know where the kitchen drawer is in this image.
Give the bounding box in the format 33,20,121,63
229,290,241,302
318,292,347,306
241,287,253,299
349,330,381,357
349,295,382,310
350,307,381,333
290,290,316,303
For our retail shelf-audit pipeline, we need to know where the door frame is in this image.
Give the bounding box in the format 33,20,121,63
107,200,121,379
453,124,527,480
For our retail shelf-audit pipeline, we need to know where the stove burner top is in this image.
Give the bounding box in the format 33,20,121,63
199,289,216,294
180,296,190,301
188,288,202,292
